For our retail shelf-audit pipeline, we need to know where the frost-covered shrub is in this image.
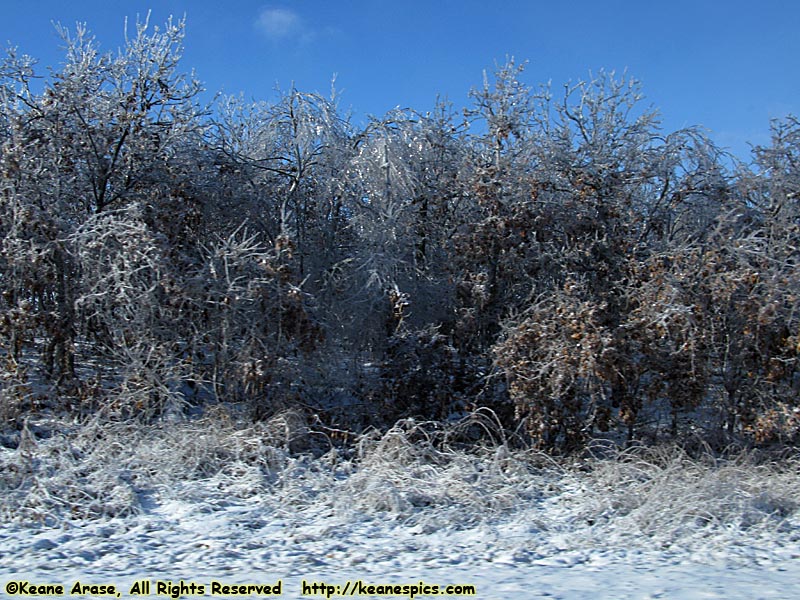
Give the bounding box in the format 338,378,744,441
0,14,797,454
378,325,482,422
493,280,618,451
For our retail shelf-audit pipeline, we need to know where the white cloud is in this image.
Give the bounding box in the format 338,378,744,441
255,7,302,40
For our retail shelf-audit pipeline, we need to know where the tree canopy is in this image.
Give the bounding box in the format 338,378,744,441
1,19,798,452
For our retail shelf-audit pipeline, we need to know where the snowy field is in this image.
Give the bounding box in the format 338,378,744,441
1,414,799,599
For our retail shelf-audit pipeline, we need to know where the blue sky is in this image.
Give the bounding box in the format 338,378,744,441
1,1,797,162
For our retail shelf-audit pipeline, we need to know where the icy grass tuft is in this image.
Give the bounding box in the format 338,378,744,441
557,445,800,551
334,419,549,521
1,412,798,557
0,412,296,523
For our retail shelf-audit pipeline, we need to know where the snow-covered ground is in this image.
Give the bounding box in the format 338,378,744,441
1,415,798,599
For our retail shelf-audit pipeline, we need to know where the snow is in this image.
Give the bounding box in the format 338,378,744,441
1,419,799,599
3,489,798,599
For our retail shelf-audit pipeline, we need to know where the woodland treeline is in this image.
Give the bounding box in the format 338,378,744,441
1,18,798,452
